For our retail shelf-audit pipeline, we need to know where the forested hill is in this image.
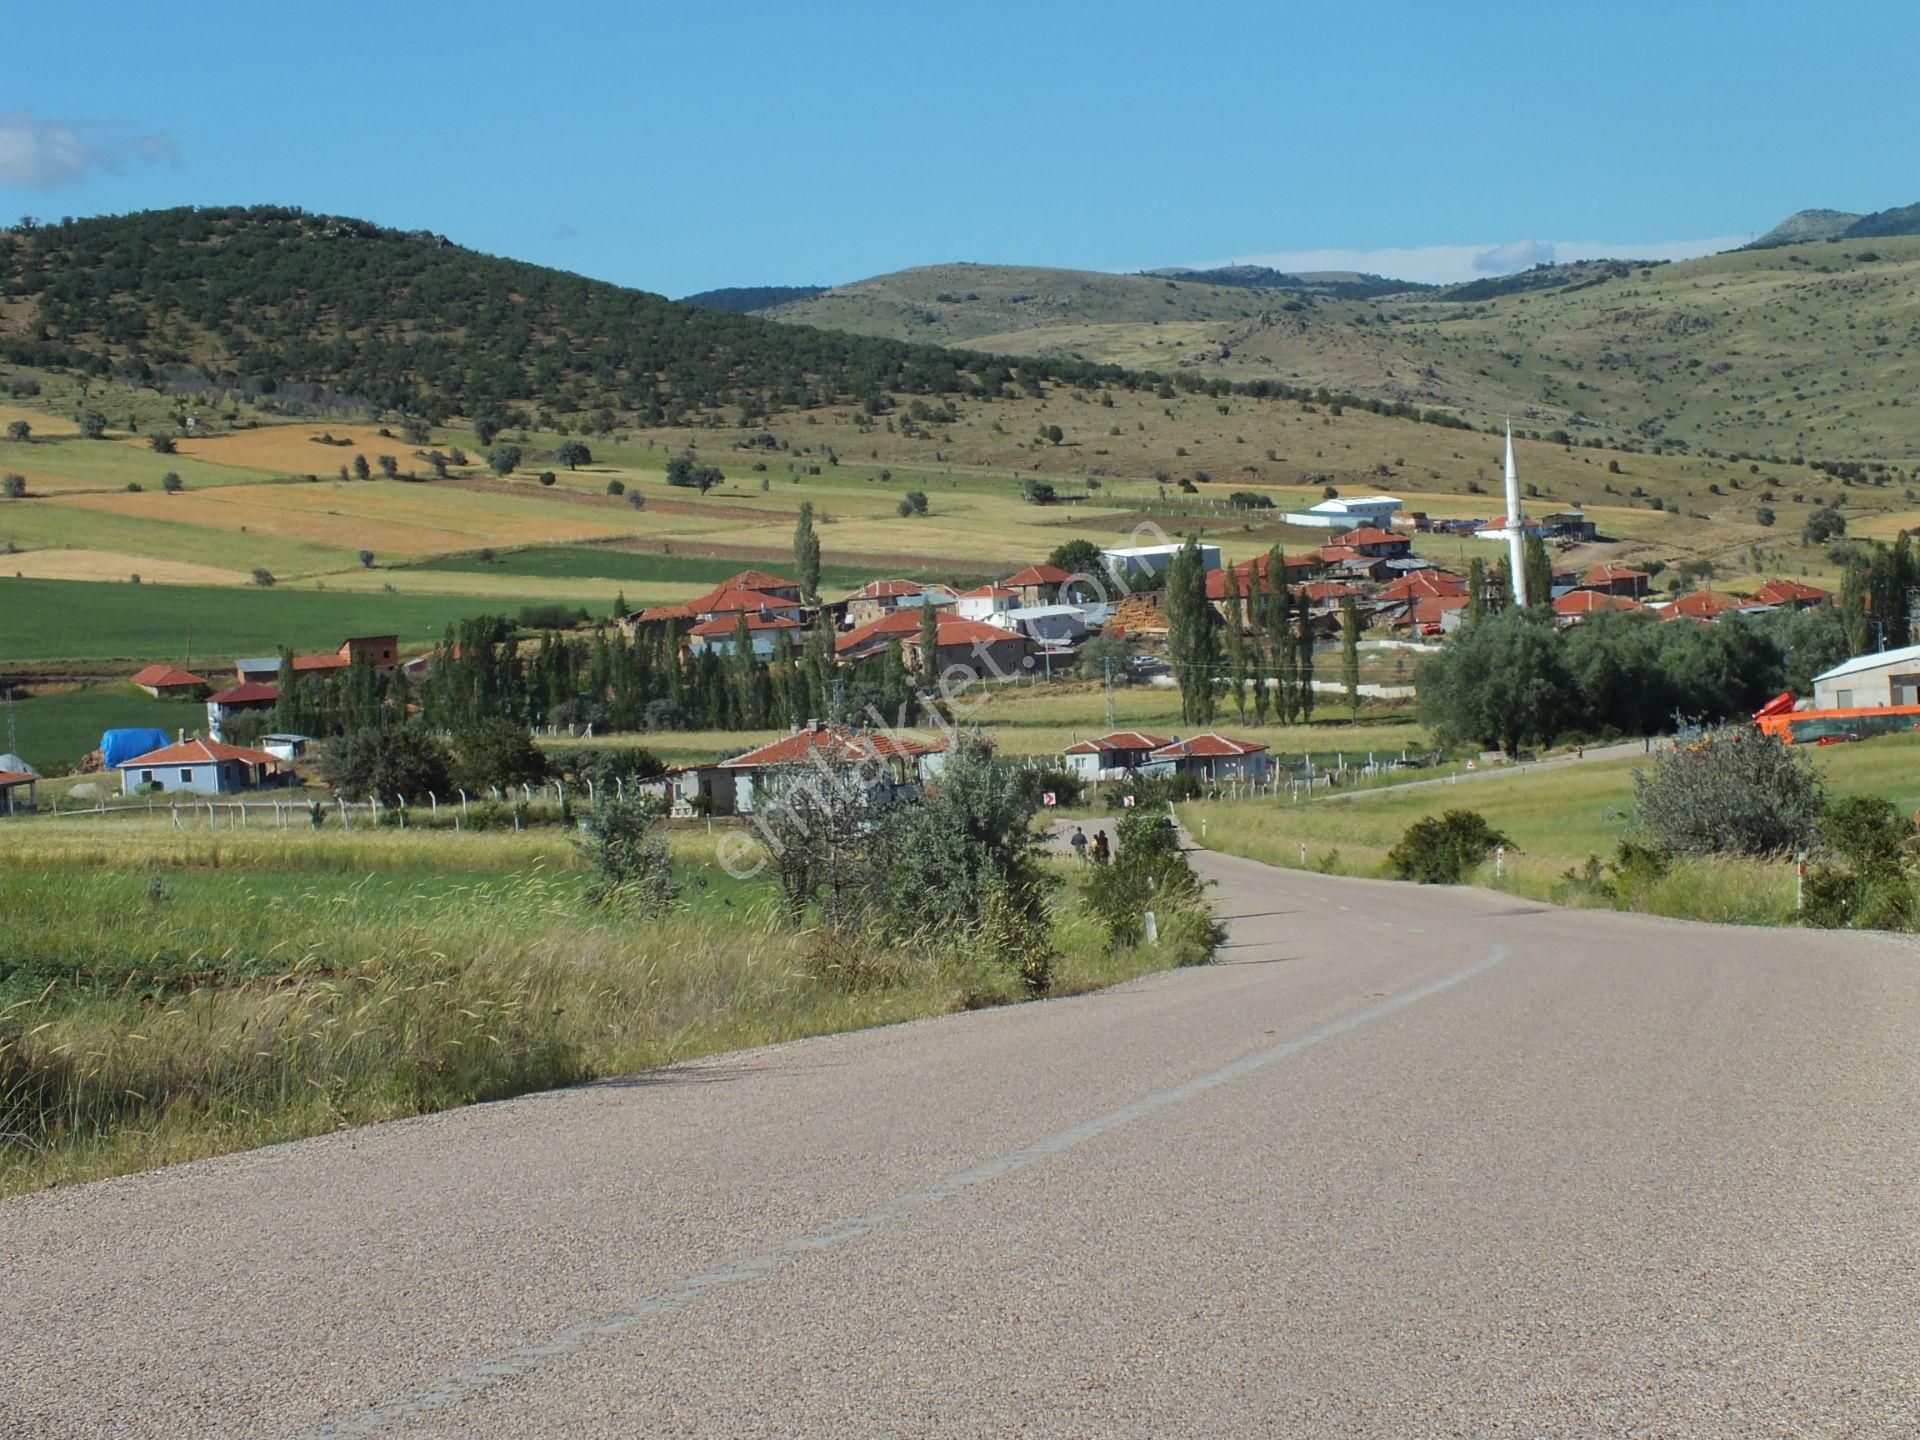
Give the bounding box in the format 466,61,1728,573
0,207,1142,424
681,284,828,313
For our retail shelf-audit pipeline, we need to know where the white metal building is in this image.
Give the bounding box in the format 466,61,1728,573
1281,495,1404,529
1811,644,1920,710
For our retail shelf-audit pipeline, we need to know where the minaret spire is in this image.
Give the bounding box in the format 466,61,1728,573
1504,420,1528,607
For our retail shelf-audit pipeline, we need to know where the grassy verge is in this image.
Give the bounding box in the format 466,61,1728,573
1181,732,1920,926
0,819,1177,1196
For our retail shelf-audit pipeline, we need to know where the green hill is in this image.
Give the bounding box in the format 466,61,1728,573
680,284,828,313
764,241,1920,461
0,208,1136,427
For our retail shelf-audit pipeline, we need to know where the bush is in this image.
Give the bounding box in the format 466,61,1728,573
1,473,23,499
1228,490,1274,509
1009,767,1085,810
161,471,183,493
537,470,556,487
574,796,679,913
1105,772,1202,810
318,726,453,802
250,568,276,588
1083,808,1221,962
453,719,550,792
1386,809,1509,884
488,444,523,477
1802,506,1846,544
1021,478,1057,505
1631,726,1823,857
516,602,578,630
1803,795,1917,930
605,479,625,496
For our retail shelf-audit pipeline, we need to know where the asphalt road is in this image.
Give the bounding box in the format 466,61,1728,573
6,848,1920,1438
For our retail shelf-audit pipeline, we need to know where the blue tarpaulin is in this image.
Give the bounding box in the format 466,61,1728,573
100,728,171,769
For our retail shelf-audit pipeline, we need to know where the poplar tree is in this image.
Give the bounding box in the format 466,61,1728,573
916,600,939,690
1295,587,1315,723
1466,557,1487,625
1340,594,1362,719
1221,563,1247,720
1165,538,1220,724
793,501,822,601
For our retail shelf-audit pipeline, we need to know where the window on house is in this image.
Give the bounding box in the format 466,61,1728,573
180,768,193,782
141,770,153,784
1892,675,1920,706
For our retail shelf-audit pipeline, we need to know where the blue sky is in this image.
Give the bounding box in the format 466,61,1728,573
3,2,1913,295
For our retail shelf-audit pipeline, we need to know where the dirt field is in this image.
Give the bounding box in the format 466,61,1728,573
0,548,250,585
170,423,440,473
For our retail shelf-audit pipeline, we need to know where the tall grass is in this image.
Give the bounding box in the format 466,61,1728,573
0,830,1173,1196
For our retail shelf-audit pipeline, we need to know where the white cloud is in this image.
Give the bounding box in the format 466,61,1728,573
0,110,179,188
1180,234,1747,286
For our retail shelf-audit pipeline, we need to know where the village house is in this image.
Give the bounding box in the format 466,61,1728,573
992,605,1088,647
1751,578,1832,610
718,722,949,816
1579,564,1651,599
842,579,956,626
624,571,808,634
130,665,209,699
689,587,807,625
1002,563,1072,607
686,612,806,659
116,738,284,797
952,584,1019,621
1060,730,1173,781
1552,590,1643,626
1203,553,1319,608
902,617,1031,682
1400,594,1471,635
1658,589,1749,623
1145,733,1270,782
1326,527,1413,559
205,681,279,741
834,608,927,662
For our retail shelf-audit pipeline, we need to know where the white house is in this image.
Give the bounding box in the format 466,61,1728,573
719,722,947,816
1811,643,1920,710
1281,495,1403,529
1143,733,1270,782
952,584,1018,622
1100,543,1221,585
1061,730,1174,781
117,738,284,796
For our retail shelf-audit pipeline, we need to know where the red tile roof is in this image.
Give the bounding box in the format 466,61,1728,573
1299,580,1364,601
835,608,927,655
1062,730,1173,756
0,770,34,787
1317,545,1363,562
291,653,351,673
114,738,281,769
719,569,799,592
130,665,207,689
1377,571,1467,602
846,578,928,601
634,601,695,623
688,612,803,637
1752,578,1832,606
957,584,1018,599
1004,563,1070,587
1408,595,1471,625
1666,589,1744,619
1583,563,1649,584
695,587,801,616
207,682,280,705
1331,527,1406,547
719,725,947,769
1149,733,1268,759
1553,590,1642,616
1204,553,1319,600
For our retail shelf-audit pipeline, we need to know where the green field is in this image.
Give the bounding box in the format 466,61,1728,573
407,544,876,591
0,577,565,665
1183,731,1920,921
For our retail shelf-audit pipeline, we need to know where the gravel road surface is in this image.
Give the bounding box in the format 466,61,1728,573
6,846,1919,1438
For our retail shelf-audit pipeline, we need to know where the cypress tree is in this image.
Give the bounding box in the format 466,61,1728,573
793,501,822,602
916,600,939,691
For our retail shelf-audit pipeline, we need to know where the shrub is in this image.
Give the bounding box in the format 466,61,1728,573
1755,506,1776,527
149,433,176,454
605,478,625,496
1631,726,1823,857
1386,809,1509,884
537,470,556,487
1009,767,1085,810
160,471,183,493
488,444,523,477
1802,506,1846,544
574,796,679,913
1083,808,1221,962
1021,478,1057,505
516,602,577,631
357,549,375,568
250,568,276,588
318,726,453,802
1803,795,1917,930
1105,772,1202,810
1229,490,1274,509
453,719,550,793
1,473,23,499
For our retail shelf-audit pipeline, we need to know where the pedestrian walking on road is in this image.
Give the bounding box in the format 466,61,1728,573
1091,830,1110,866
1070,825,1088,864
